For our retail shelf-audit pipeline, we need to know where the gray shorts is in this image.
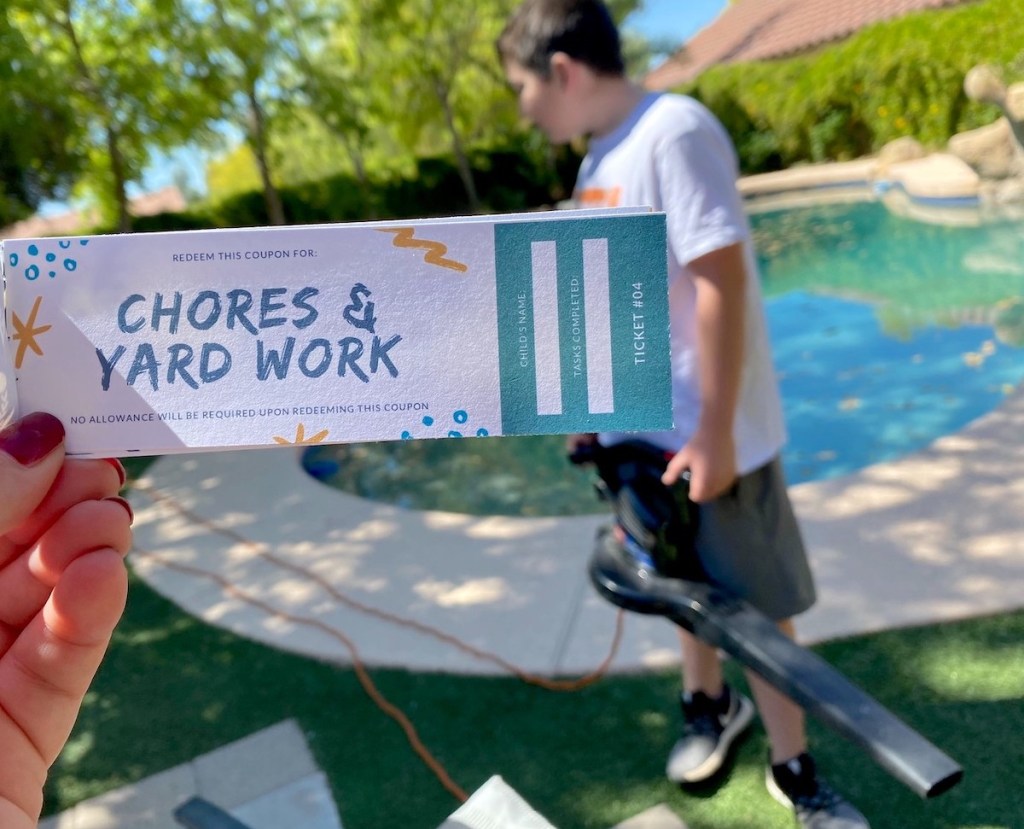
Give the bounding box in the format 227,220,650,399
693,456,816,621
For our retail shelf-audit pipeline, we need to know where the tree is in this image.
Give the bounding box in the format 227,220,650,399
359,0,526,212
203,0,414,210
9,0,216,232
211,0,644,218
0,10,84,226
277,0,380,190
206,113,370,201
183,0,335,226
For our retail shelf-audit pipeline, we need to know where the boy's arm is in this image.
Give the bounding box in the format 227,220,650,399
662,242,746,501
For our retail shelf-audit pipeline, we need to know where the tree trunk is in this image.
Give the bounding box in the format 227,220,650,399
60,5,132,231
434,77,480,212
247,85,286,226
341,134,369,188
339,132,376,219
106,124,131,233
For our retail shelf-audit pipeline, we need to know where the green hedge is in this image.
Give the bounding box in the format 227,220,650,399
106,142,580,234
685,0,1024,173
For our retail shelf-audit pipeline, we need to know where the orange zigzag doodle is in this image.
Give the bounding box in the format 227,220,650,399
273,423,330,445
11,296,52,369
377,228,468,273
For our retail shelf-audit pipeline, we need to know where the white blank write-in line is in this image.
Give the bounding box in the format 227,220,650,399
583,238,613,414
530,241,562,415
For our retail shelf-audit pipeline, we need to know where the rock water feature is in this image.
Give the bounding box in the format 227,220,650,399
952,65,1024,213
870,65,1024,220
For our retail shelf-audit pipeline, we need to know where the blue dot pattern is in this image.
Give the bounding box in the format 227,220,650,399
401,409,490,440
8,239,88,280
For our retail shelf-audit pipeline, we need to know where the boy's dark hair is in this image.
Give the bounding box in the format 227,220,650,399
498,0,625,79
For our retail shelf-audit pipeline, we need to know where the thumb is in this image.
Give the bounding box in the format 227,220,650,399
0,413,66,535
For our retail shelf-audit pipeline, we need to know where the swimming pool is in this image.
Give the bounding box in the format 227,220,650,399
755,201,1024,482
304,200,1024,512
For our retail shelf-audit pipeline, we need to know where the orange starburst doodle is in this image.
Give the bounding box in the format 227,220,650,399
11,296,53,369
273,423,330,445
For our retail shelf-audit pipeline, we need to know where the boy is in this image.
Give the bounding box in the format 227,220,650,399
498,2,870,827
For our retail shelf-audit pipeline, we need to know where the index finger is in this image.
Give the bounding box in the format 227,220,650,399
661,451,689,486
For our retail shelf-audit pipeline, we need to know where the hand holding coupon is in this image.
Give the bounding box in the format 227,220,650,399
1,209,672,456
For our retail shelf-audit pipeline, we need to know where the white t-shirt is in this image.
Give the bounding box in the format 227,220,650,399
577,92,785,474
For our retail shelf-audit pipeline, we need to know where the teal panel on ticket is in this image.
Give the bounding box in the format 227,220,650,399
494,214,672,435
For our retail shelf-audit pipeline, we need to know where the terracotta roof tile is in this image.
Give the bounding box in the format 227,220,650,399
644,0,977,90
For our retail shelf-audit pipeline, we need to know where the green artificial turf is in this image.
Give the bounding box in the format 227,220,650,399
46,570,1024,829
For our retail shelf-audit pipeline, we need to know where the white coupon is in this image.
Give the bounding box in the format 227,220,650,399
1,209,672,458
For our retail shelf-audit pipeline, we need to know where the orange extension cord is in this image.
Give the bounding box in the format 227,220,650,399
129,480,626,804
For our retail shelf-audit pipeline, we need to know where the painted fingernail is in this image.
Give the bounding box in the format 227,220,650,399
0,412,65,467
103,458,127,487
104,496,134,525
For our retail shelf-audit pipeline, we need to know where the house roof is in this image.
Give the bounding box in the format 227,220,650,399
644,0,977,91
1,186,187,239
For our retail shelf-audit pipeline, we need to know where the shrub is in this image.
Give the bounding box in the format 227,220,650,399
684,0,1024,173
117,140,578,233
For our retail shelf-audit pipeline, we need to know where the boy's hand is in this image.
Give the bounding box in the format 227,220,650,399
668,242,747,503
662,424,737,502
566,432,598,455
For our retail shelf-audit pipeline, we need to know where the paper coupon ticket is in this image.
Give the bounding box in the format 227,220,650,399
0,208,671,458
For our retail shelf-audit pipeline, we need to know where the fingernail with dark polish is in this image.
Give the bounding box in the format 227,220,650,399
0,412,65,466
104,496,134,525
103,458,127,487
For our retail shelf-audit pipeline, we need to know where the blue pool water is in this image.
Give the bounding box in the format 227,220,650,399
768,291,1022,483
754,201,1024,483
305,200,1024,514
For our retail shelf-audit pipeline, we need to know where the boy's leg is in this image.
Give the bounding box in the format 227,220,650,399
753,620,871,828
666,628,754,784
665,458,868,822
679,627,722,695
665,457,806,785
744,618,807,764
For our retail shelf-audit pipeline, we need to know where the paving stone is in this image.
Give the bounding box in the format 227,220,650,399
38,812,76,829
230,772,343,829
193,719,318,811
612,804,688,829
73,763,195,829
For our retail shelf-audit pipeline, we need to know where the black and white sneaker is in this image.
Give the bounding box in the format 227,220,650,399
665,685,755,783
767,752,870,828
